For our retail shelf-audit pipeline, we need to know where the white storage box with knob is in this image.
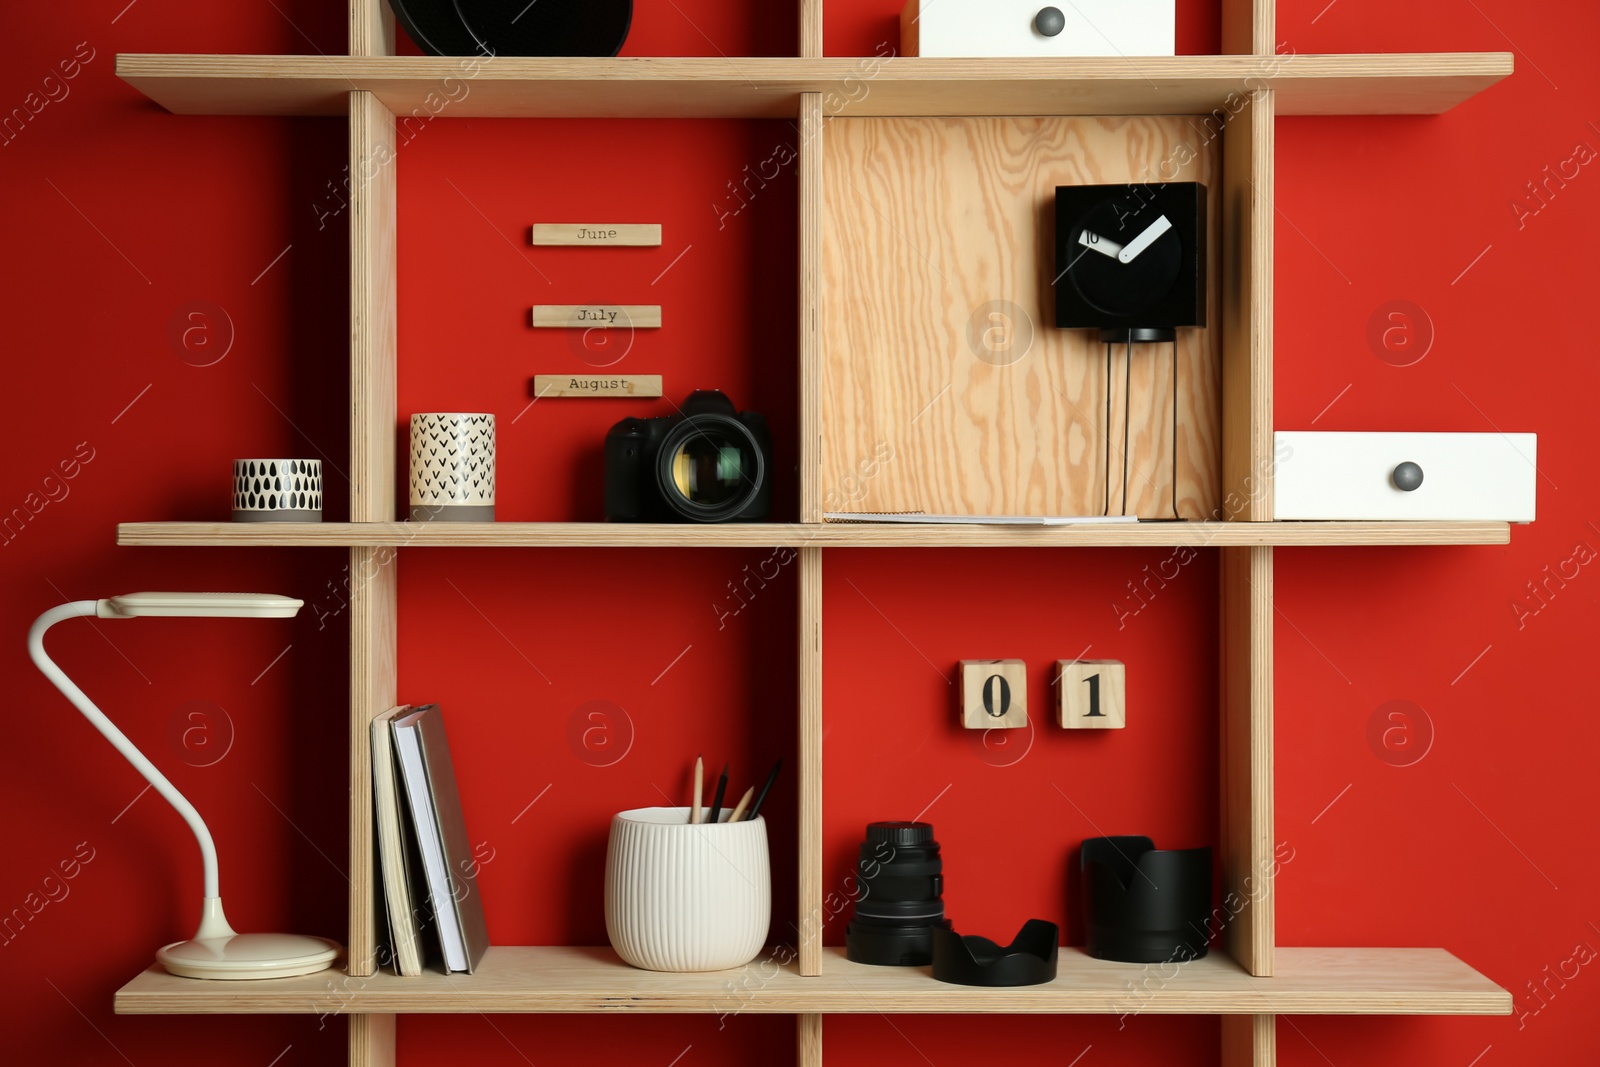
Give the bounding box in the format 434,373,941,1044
1273,432,1538,522
902,0,1176,58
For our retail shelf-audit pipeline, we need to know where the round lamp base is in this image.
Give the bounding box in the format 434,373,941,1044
157,932,342,980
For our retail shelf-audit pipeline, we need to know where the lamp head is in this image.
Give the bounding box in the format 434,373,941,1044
97,593,304,620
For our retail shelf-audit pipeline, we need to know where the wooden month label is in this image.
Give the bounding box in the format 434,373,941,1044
532,375,663,398
530,305,663,329
531,224,662,247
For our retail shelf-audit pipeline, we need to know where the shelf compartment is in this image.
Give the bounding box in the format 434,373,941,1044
113,945,1509,1016
116,54,1513,120
115,521,1512,548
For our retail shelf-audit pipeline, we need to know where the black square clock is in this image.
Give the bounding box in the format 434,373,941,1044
1054,182,1208,336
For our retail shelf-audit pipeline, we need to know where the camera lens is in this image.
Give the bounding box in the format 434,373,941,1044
654,415,765,522
668,431,751,507
846,821,950,966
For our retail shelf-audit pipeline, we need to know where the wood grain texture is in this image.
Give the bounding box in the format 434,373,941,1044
348,546,398,977
349,1013,396,1067
798,547,823,976
799,0,823,58
114,54,1515,119
799,94,825,522
798,1014,822,1067
1221,91,1274,520
1221,545,1274,977
1221,0,1275,57
821,116,1222,519
114,945,1511,1015
348,0,395,58
114,521,1515,549
530,223,661,246
349,91,397,522
1222,1014,1276,1067
531,375,662,398
531,305,661,328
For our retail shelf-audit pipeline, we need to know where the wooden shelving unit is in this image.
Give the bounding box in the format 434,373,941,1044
115,52,1511,118
108,2,1518,1066
115,520,1513,548
115,946,1509,1016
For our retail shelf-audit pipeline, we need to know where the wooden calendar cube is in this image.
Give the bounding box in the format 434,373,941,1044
958,660,1028,729
1056,660,1126,729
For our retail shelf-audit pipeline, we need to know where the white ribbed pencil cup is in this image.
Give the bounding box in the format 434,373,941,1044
605,807,770,972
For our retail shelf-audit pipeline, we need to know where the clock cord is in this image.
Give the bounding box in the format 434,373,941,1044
1102,343,1112,517
1170,338,1180,520
1122,337,1132,516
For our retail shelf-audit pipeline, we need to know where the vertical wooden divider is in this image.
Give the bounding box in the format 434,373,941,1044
347,2,398,1054
348,86,398,972
349,0,396,61
1222,1014,1276,1066
1221,0,1276,56
1217,17,1277,1061
1220,89,1274,522
1219,543,1273,970
799,0,823,58
797,84,826,994
798,90,824,526
797,12,826,1049
797,1011,823,1067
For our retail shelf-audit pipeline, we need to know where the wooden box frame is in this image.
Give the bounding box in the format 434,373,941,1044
102,3,1520,1067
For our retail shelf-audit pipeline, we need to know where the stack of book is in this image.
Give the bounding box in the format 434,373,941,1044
372,704,490,975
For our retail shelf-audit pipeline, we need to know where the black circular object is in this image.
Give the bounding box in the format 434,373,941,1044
847,821,948,966
455,0,632,57
853,899,949,922
845,919,952,967
1393,461,1425,492
1070,199,1183,318
1035,7,1067,37
932,919,1059,987
388,0,484,55
653,413,766,524
1082,836,1212,964
387,0,632,57
865,821,935,848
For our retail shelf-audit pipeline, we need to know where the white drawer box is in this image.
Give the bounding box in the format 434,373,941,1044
902,0,1175,58
1274,432,1537,522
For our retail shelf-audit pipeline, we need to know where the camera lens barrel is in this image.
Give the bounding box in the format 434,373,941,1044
846,821,950,966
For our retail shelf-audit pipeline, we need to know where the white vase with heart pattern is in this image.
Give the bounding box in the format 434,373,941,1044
409,413,496,521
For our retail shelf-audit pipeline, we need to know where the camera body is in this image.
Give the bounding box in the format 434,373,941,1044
604,390,774,523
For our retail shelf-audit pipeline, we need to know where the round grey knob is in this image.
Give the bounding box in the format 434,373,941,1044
1392,461,1424,492
1035,7,1066,37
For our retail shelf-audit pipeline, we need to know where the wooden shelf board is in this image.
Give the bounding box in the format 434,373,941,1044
114,945,1509,1016
115,54,1512,119
115,520,1511,548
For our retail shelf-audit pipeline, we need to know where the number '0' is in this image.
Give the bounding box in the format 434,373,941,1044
982,675,1011,718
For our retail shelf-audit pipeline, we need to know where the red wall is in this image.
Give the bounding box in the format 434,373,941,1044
3,1,1597,1065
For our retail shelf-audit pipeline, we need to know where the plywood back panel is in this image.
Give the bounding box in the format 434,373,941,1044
820,117,1221,519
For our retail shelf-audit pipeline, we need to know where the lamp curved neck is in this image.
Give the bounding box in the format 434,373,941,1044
29,600,221,899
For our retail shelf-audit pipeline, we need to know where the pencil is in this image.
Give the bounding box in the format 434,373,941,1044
727,785,755,823
745,759,782,822
691,755,704,824
708,762,729,825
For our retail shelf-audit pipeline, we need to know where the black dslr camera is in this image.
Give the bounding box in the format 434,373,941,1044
604,390,774,523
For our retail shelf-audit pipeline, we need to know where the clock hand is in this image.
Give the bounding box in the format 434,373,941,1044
1077,230,1125,258
1117,214,1173,263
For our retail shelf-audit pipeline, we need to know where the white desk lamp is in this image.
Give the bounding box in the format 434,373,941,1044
29,592,342,980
